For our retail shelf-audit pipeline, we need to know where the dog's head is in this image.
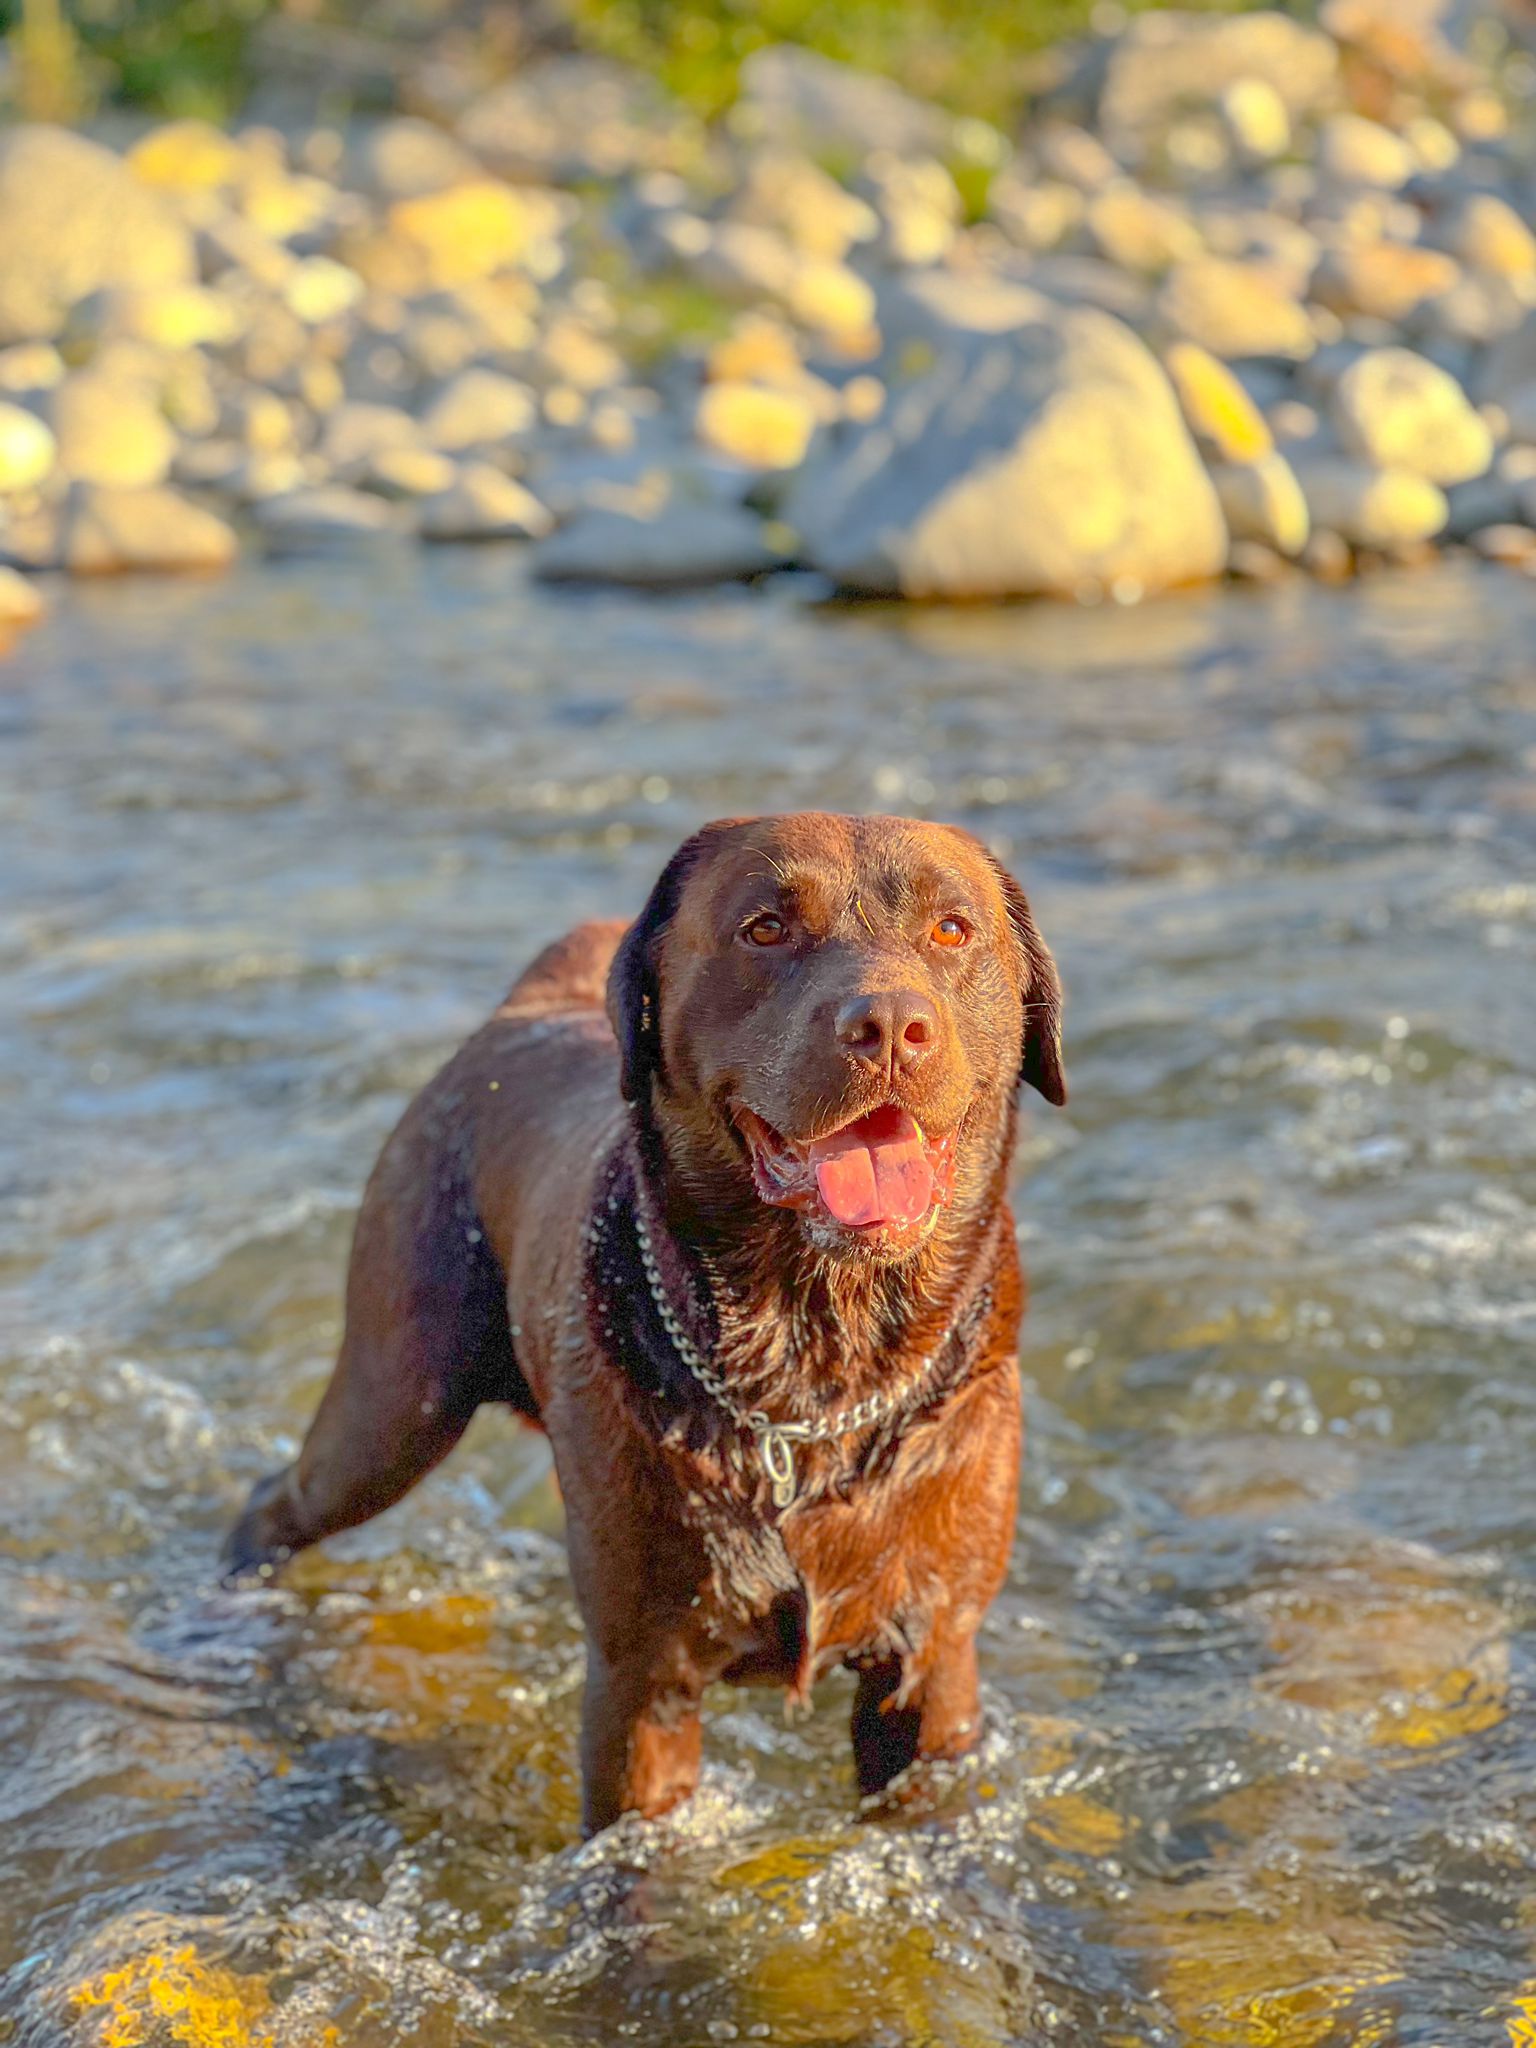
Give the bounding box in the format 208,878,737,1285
608,814,1064,1261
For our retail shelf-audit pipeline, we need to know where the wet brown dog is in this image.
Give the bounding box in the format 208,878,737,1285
225,813,1065,1833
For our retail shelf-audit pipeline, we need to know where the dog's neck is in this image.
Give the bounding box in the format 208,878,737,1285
630,1093,1017,1410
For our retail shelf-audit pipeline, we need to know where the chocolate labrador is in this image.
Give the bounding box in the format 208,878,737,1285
225,813,1065,1833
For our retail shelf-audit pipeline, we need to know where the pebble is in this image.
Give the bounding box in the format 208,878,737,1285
1297,459,1449,548
1317,113,1414,189
0,562,45,626
254,485,412,554
696,382,818,469
419,464,552,541
50,374,177,490
61,483,238,573
419,367,537,451
1331,347,1493,485
0,402,57,494
533,496,784,587
1163,341,1273,461
1157,258,1315,362
1213,452,1311,555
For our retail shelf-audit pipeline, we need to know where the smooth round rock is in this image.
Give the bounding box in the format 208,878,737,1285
1331,348,1492,485
0,402,57,494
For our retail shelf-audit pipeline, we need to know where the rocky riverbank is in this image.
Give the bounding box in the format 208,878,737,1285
2,0,1536,626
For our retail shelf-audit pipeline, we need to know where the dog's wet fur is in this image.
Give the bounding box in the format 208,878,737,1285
226,814,1065,1833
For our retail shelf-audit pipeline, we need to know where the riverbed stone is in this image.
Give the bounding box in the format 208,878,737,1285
1092,10,1337,166
1218,78,1292,164
533,497,783,586
0,564,45,627
352,117,483,201
1213,452,1311,553
60,484,238,574
0,404,57,494
696,382,817,469
50,374,177,491
457,54,691,183
1297,457,1448,546
1331,347,1492,483
791,304,1228,599
1476,310,1536,406
0,127,196,345
419,368,537,452
736,43,952,158
386,181,542,289
1443,193,1536,282
732,150,878,263
1087,183,1203,274
1317,113,1414,189
1311,244,1460,324
321,401,423,475
1158,257,1315,361
254,485,411,554
126,118,245,194
419,464,552,541
1163,341,1273,460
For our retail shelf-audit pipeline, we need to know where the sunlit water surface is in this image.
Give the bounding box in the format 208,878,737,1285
2,554,1535,2046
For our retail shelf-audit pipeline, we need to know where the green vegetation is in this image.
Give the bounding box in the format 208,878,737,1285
1,0,1264,124
566,0,1258,127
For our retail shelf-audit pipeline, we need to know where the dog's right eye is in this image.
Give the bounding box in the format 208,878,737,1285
742,914,788,947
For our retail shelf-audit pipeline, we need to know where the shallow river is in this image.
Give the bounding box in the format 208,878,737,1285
2,553,1535,2047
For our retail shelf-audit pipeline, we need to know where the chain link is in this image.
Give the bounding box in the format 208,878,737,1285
631,1198,983,1509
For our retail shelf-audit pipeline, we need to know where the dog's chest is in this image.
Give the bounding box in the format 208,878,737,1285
696,1458,936,1696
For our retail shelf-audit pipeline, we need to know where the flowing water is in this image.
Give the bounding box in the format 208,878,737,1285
2,552,1534,2047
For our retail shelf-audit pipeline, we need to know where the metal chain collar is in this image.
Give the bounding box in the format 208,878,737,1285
630,1197,986,1510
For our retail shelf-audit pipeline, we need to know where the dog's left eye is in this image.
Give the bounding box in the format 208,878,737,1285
930,916,970,948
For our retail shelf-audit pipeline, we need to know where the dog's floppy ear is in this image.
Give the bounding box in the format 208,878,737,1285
986,852,1067,1107
607,821,743,1104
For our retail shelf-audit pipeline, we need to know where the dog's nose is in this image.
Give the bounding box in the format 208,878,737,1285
834,991,939,1072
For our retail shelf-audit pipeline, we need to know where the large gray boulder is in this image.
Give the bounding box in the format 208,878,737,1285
0,127,196,344
790,303,1228,600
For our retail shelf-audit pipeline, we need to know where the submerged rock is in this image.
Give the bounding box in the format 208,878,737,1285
792,305,1228,599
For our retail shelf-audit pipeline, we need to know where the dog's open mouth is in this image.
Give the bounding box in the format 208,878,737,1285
734,1103,958,1233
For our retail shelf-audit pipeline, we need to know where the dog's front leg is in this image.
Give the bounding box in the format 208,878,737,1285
579,1641,705,1835
850,1627,982,1799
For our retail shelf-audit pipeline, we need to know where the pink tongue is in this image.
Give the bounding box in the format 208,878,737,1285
807,1105,933,1229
